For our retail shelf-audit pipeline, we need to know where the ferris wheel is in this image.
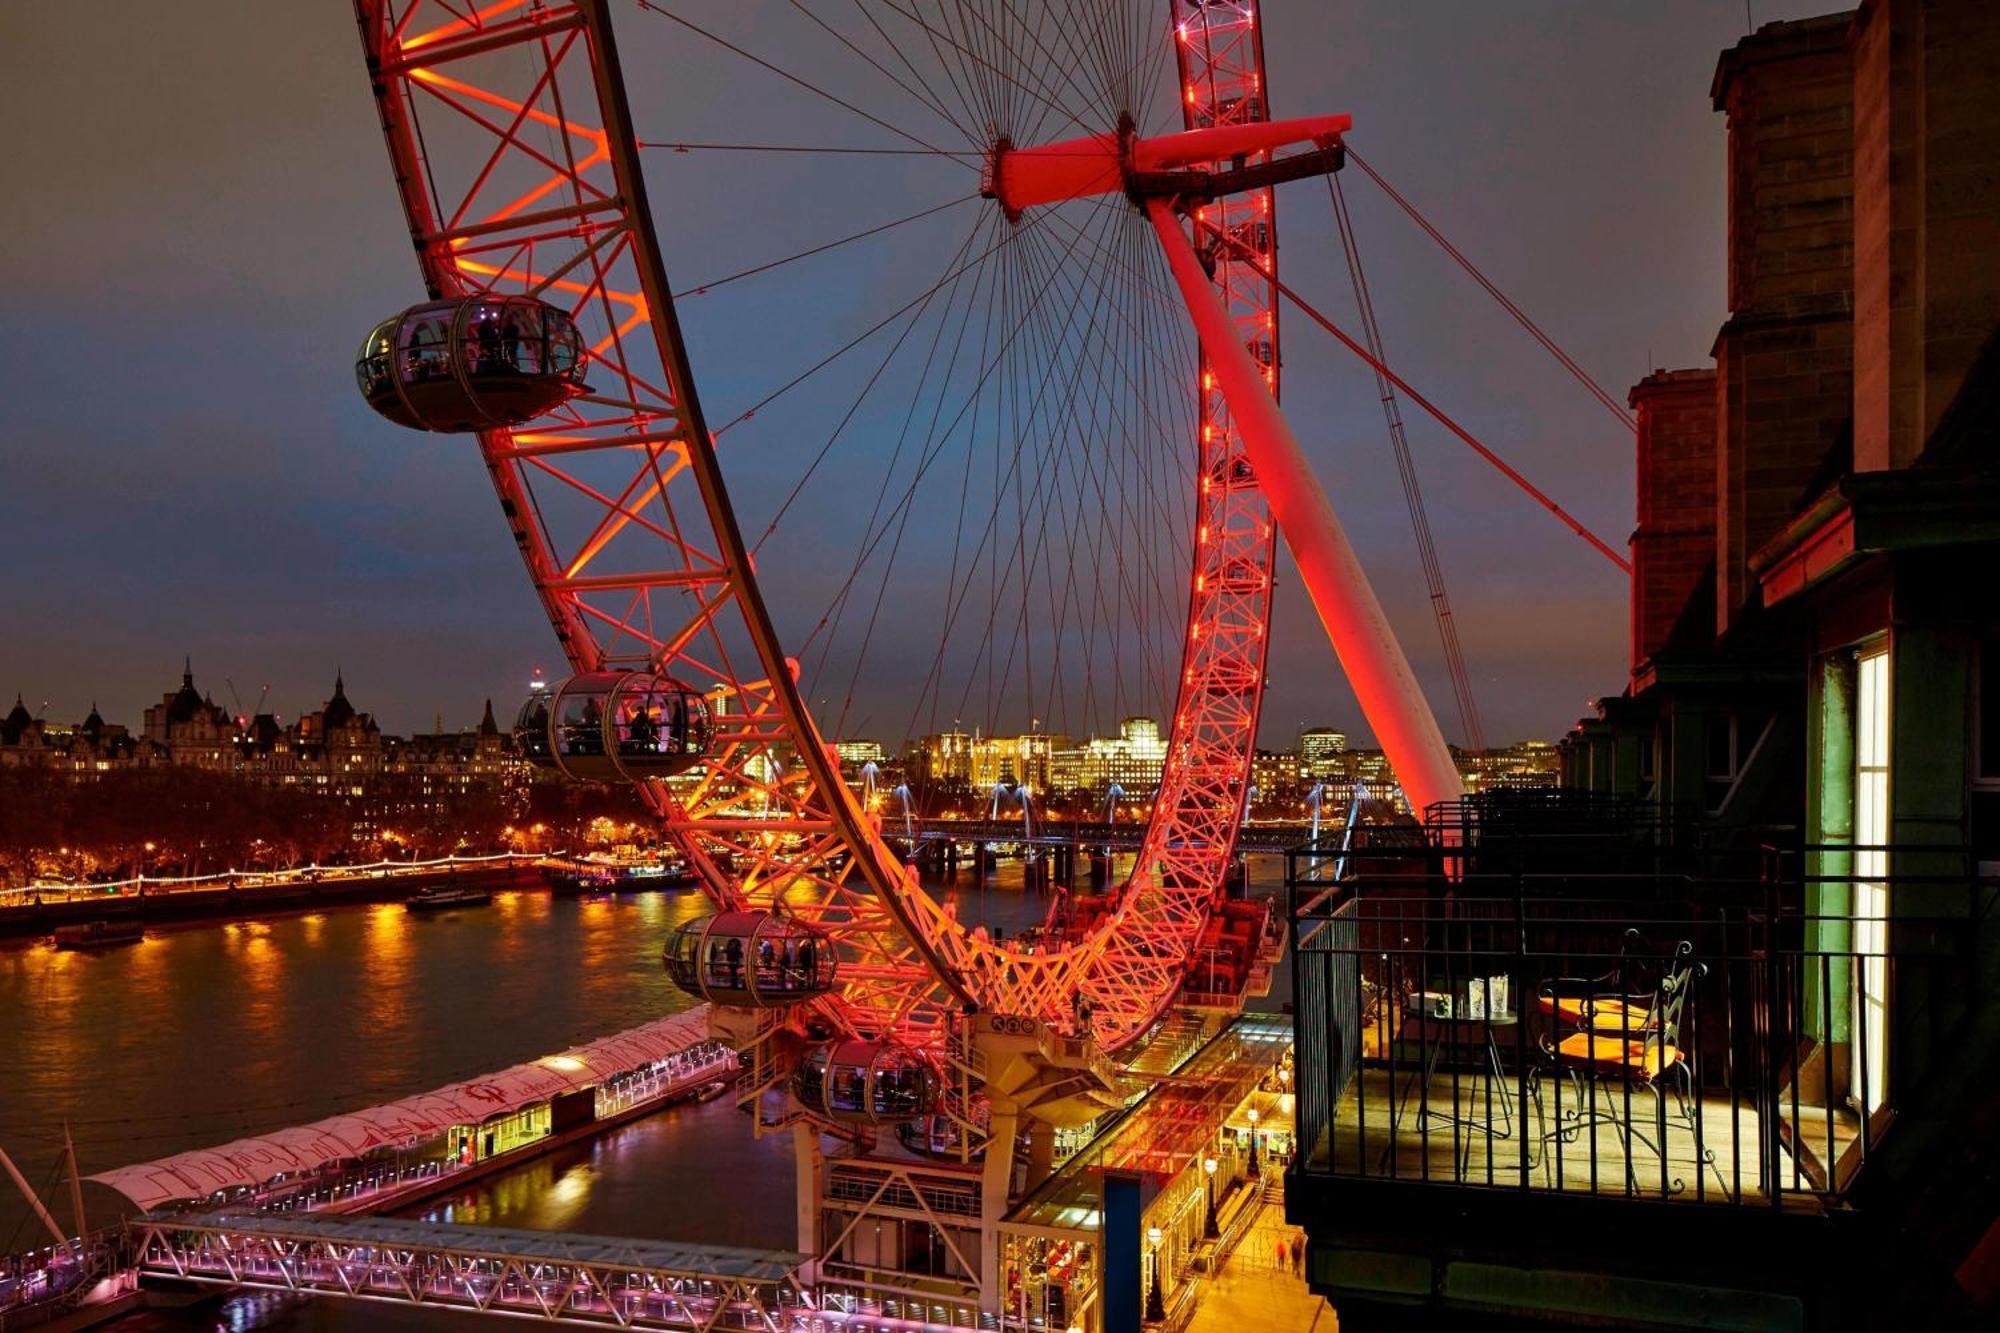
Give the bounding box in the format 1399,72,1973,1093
352,0,1456,1133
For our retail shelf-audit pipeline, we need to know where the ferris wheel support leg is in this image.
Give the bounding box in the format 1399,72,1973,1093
1147,200,1466,821
793,1121,822,1286
979,1104,1022,1315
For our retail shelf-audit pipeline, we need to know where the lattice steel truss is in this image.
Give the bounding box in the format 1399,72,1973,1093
351,0,1279,1089
134,1213,814,1330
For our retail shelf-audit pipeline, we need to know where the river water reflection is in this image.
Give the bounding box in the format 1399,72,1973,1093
0,854,1290,1329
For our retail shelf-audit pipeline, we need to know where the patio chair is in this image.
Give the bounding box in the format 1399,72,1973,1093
1531,941,1727,1197
1535,928,1656,1037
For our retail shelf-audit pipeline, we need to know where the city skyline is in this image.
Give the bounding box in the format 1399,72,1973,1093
4,657,1566,754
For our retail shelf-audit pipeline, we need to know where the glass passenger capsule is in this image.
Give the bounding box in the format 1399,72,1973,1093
792,1040,940,1125
662,911,838,1007
357,296,586,433
515,672,713,782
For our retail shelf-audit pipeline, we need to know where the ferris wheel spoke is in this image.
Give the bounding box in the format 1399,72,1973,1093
784,1,984,150
671,194,980,303
1021,225,1196,674
777,213,1008,648
841,236,1104,729
797,202,1104,676
979,213,1153,723
712,206,1023,448
812,228,1016,729
631,1,966,158
883,0,1100,141
848,0,984,148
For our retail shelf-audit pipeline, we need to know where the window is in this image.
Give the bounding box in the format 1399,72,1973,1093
1703,711,1768,814
1852,644,1890,1116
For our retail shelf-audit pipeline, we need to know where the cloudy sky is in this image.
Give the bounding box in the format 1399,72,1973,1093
0,1,1830,746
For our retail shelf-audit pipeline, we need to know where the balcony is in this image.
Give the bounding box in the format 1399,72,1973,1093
1282,793,1994,1327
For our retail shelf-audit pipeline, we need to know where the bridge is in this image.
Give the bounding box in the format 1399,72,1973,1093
131,1212,828,1331
894,819,1334,855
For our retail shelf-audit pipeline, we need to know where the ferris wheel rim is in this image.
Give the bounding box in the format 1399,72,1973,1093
351,0,1284,1064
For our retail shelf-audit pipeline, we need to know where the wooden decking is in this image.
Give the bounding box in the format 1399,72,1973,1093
1311,1066,1856,1207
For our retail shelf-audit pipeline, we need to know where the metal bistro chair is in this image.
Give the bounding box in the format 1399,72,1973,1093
1535,927,1652,1038
1532,940,1726,1197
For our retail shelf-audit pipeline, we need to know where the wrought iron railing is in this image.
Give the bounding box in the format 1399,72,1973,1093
1287,824,1992,1209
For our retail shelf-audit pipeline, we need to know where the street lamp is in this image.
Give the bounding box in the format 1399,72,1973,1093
1145,1224,1166,1323
1247,1106,1262,1177
1203,1156,1220,1238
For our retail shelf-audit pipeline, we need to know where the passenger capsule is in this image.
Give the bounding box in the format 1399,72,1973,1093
357,296,586,433
662,911,837,1007
514,671,713,782
792,1040,939,1125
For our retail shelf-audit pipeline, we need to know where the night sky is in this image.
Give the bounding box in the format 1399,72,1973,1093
0,2,1828,747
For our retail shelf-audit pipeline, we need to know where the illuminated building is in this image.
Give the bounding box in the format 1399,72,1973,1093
1048,717,1169,796
833,739,885,769
1458,739,1560,793
141,661,237,770
907,729,1063,793
1297,726,1348,778
1248,749,1304,808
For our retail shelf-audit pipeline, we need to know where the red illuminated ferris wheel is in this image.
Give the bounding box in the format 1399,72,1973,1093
352,0,1463,1133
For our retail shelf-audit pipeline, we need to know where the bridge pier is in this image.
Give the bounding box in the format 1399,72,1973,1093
1024,850,1051,891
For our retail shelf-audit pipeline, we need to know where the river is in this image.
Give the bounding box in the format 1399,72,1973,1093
0,855,1292,1328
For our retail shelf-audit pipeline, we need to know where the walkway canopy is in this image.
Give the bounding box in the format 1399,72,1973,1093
89,1006,716,1211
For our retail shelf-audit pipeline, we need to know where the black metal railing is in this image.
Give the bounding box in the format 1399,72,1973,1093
1287,830,1991,1209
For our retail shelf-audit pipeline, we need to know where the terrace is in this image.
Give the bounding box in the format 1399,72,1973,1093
1283,791,1996,1325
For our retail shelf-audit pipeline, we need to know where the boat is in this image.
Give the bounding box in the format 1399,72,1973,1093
617,858,702,890
53,919,144,950
566,851,703,892
550,867,620,896
405,884,493,913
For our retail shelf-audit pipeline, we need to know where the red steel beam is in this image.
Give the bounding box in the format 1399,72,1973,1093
1148,199,1464,819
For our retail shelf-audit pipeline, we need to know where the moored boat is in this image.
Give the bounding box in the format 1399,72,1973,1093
53,919,144,950
405,884,493,913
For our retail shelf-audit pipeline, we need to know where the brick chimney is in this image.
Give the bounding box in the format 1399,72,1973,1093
1629,368,1719,678
1850,0,2000,472
1709,13,1857,634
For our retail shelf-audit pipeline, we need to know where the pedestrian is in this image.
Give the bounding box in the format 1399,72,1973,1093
1292,1236,1304,1277
1276,1237,1289,1271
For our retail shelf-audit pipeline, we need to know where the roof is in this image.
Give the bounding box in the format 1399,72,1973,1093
90,1006,718,1211
320,672,357,730
152,1211,805,1282
1008,1014,1290,1232
1,695,32,744
1919,319,2000,470
164,667,206,725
